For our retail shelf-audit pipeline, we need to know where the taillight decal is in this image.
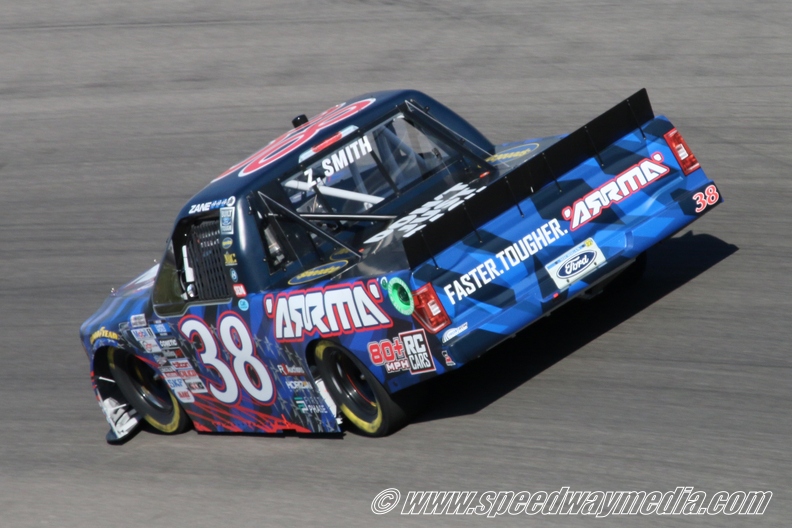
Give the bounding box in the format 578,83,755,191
664,128,700,175
412,283,451,334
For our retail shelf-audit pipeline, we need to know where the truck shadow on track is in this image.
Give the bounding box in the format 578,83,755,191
412,230,738,424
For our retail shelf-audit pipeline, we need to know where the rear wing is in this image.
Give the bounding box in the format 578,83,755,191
402,89,655,268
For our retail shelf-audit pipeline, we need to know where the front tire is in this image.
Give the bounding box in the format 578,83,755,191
107,348,190,434
314,341,409,437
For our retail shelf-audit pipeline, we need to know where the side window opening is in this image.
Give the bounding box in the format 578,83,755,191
250,190,361,288
263,223,287,270
153,214,233,316
183,218,232,301
249,191,320,274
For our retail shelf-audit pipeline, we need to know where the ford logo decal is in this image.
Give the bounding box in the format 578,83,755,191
556,250,597,279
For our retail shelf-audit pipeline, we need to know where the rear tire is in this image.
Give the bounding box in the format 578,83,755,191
314,341,409,437
107,348,190,434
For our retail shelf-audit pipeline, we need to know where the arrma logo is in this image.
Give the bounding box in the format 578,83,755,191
264,280,392,342
562,153,670,231
213,98,376,182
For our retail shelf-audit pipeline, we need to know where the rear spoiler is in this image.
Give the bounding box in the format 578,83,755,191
402,88,655,268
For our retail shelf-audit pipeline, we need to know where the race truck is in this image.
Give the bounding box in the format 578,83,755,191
79,88,721,442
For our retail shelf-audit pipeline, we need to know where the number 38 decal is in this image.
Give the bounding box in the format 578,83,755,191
692,184,720,213
179,313,276,405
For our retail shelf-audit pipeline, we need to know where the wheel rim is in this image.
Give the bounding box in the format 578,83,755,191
327,347,378,420
128,357,174,414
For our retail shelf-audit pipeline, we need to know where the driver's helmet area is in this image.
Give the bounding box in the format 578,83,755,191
280,112,453,215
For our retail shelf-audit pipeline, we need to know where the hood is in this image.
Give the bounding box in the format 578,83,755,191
79,266,158,355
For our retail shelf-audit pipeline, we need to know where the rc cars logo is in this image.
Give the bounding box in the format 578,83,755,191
562,153,670,231
264,280,392,342
367,329,436,375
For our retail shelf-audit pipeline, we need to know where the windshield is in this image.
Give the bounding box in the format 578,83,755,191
281,112,471,214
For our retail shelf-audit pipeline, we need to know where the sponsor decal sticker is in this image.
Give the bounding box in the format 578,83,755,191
238,299,249,311
222,237,233,250
174,366,208,394
161,368,179,379
442,350,456,366
158,338,179,349
130,314,147,328
166,377,195,403
176,368,199,379
233,284,247,298
131,327,162,353
163,347,185,359
277,364,306,376
562,152,669,231
229,268,239,282
330,248,358,261
189,196,236,215
442,322,468,343
286,380,313,390
485,143,539,166
90,327,119,345
220,207,235,235
264,280,391,342
169,359,191,370
186,380,207,393
287,260,348,286
224,252,238,266
294,396,328,414
546,238,606,289
131,327,156,340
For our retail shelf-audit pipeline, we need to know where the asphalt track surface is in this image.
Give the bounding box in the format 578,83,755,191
1,1,790,526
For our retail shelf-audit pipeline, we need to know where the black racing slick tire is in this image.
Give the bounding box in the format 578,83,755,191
314,341,409,437
107,348,189,434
